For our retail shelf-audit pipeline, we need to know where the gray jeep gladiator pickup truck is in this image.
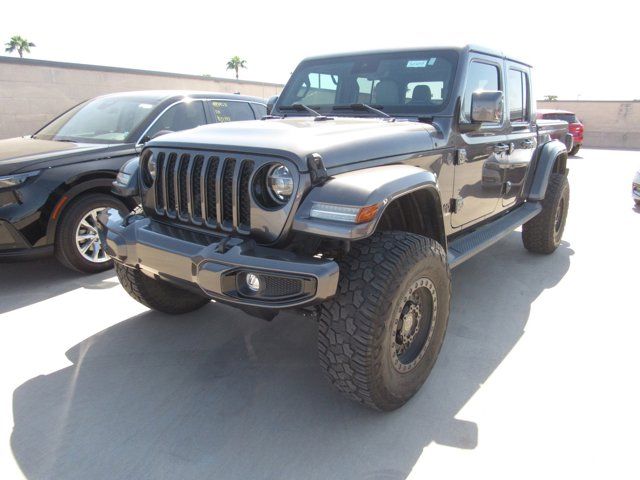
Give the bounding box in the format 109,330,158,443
102,45,571,411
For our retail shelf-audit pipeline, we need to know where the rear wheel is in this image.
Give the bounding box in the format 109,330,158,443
318,231,451,411
569,144,580,156
115,263,210,314
522,173,570,254
55,193,128,273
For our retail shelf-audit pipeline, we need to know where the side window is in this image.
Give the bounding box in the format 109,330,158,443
250,103,267,119
146,101,206,138
210,101,255,122
462,61,501,123
508,69,529,123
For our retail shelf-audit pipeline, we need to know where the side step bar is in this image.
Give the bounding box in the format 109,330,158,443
447,202,542,269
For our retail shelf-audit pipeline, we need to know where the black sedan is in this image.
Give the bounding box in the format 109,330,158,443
0,90,266,273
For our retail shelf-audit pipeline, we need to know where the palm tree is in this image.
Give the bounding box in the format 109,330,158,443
226,56,247,80
4,35,36,58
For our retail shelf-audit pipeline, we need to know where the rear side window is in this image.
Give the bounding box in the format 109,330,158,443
462,61,501,123
210,101,255,122
508,69,529,123
146,101,207,138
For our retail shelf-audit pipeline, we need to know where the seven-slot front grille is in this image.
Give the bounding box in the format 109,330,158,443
153,151,255,233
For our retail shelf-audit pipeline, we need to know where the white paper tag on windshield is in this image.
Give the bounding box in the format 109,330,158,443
407,60,428,68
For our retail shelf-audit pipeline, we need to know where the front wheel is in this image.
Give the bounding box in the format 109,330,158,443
318,232,451,411
115,263,210,314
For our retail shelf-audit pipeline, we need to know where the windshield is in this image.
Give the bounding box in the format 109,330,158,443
277,50,458,117
34,95,163,143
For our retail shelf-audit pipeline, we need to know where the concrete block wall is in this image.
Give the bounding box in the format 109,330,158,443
538,100,640,150
1,56,638,149
0,56,283,139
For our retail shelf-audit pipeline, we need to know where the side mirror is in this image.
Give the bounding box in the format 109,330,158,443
470,91,504,124
266,95,279,115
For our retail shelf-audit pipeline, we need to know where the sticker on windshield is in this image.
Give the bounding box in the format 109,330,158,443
407,60,428,68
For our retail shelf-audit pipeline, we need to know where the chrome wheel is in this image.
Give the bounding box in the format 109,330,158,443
391,277,438,373
75,208,109,263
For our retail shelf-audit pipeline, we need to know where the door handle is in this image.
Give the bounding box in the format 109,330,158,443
493,143,509,154
521,139,535,148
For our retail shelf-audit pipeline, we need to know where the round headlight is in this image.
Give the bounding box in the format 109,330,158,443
141,153,156,188
267,164,293,203
147,156,157,180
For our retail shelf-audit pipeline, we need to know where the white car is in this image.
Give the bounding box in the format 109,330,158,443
634,170,640,206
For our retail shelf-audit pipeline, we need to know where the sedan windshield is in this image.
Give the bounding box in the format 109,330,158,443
33,95,163,143
276,49,458,117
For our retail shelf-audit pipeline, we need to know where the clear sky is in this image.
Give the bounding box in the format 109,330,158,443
1,0,636,100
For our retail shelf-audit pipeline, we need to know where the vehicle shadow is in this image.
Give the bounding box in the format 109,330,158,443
10,233,574,480
0,258,118,314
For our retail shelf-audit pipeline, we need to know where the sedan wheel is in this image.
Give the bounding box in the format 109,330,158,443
75,208,110,264
55,193,128,273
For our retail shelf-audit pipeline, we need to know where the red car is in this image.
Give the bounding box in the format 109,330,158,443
537,109,584,155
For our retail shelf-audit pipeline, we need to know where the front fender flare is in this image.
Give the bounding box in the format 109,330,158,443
292,164,440,241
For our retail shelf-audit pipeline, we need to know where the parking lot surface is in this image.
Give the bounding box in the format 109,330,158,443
1,149,638,480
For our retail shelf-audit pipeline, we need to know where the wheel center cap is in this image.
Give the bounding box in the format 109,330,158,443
402,314,414,335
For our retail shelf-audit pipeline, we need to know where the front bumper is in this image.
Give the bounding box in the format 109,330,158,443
0,219,53,261
100,210,340,309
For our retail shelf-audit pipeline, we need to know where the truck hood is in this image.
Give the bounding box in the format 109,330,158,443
148,117,437,171
0,136,131,176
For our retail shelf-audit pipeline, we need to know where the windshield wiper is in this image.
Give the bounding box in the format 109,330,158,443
278,103,334,121
333,103,390,118
278,103,323,116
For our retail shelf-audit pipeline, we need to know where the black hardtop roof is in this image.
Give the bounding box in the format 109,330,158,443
300,44,532,68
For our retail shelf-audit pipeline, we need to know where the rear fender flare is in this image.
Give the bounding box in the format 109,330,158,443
527,139,568,202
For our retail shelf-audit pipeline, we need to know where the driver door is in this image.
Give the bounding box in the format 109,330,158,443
452,58,508,228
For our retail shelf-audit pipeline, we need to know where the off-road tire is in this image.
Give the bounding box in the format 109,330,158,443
522,173,570,254
569,145,580,156
115,263,210,314
55,193,128,274
318,231,451,411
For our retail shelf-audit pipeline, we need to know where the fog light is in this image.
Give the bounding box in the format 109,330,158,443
246,273,261,292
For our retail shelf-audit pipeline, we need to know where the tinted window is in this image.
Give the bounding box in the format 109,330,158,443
462,61,500,123
146,101,207,138
34,96,162,143
277,50,458,116
210,101,255,122
508,69,529,122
